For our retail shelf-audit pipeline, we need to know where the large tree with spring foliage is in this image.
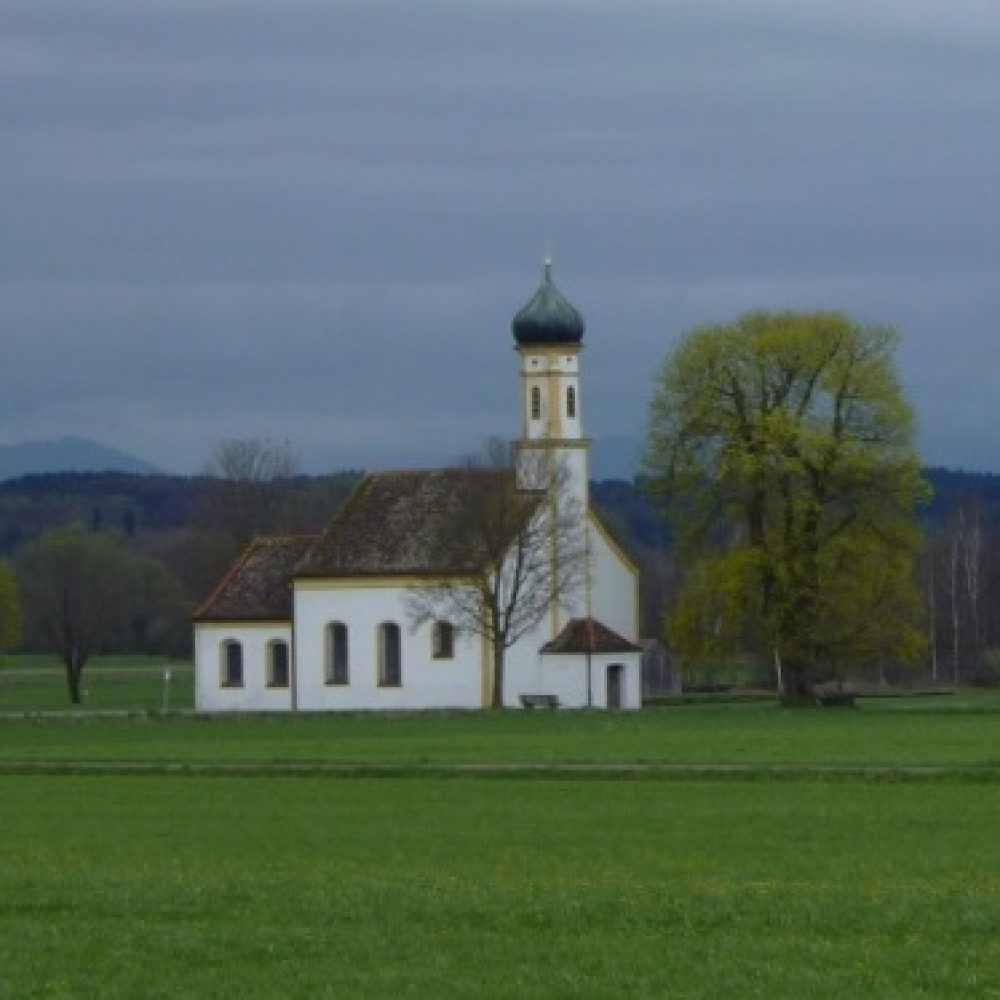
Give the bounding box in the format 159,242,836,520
644,311,928,701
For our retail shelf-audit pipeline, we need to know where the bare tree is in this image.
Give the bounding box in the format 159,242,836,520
204,437,299,549
945,516,963,682
407,440,587,708
15,525,132,703
962,505,984,671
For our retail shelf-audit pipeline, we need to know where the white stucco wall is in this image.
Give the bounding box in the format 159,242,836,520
194,494,642,714
503,639,641,710
586,512,641,642
499,506,642,710
292,581,485,710
194,622,294,712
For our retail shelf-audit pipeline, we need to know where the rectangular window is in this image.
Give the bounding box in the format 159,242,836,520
268,640,289,688
327,623,349,685
222,641,243,687
379,622,402,687
432,621,455,659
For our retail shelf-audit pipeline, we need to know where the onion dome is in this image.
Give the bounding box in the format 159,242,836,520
511,258,586,346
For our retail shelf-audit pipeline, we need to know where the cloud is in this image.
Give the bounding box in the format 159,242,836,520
2,1,1000,472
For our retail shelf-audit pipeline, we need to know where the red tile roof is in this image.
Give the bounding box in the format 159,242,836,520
541,617,641,654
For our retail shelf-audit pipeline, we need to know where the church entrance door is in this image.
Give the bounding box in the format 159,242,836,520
606,664,623,709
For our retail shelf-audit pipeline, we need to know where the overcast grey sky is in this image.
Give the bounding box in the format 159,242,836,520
3,0,999,476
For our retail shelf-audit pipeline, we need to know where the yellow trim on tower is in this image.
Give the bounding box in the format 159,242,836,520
516,344,582,358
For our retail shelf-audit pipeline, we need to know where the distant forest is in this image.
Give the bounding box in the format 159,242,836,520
4,466,988,556
2,467,1000,675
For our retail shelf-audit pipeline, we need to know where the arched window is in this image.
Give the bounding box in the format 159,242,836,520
267,640,289,688
378,622,402,687
326,622,349,685
530,385,541,421
432,620,454,659
221,640,243,688
566,385,576,419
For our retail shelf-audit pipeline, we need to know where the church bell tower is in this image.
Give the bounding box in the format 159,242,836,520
510,257,589,515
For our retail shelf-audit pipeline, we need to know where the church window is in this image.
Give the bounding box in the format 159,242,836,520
378,622,402,687
566,385,576,419
326,623,349,685
531,386,541,421
267,640,289,688
432,620,455,659
221,640,243,687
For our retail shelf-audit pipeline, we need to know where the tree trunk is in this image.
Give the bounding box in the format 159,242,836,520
950,532,961,684
492,642,505,709
780,661,814,705
63,653,82,704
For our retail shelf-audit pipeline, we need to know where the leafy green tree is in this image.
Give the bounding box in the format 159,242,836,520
0,558,22,653
16,525,132,703
644,311,929,701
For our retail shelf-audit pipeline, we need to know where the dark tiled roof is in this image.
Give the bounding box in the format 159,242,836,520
193,536,317,622
296,469,536,578
541,617,641,655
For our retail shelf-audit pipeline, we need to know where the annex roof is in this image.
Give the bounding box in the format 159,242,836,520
295,468,536,578
193,536,317,622
541,617,641,655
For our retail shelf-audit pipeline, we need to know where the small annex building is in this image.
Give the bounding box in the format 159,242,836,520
193,262,642,711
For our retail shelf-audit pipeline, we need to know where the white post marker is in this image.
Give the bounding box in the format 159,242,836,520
162,669,172,715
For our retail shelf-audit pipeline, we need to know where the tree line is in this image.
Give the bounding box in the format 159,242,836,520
0,440,359,702
2,312,1000,703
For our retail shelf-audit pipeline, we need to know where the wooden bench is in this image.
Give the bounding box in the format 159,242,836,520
815,692,856,708
520,694,560,710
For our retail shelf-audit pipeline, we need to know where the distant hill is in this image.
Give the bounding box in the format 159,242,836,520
0,436,159,481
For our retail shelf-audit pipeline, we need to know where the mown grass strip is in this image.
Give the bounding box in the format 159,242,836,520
2,759,998,782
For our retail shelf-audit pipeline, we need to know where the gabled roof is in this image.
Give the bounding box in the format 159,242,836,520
541,617,641,655
193,536,317,622
296,468,535,578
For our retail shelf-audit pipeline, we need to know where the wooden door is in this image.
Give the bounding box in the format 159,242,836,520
607,663,623,709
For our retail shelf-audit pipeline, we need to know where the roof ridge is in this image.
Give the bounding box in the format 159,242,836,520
367,466,510,477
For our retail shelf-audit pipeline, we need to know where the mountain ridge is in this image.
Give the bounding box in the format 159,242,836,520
0,436,160,481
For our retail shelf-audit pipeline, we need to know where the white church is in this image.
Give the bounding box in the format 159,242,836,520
193,262,643,711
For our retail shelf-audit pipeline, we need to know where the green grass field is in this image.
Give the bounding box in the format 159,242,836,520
1,775,997,997
0,654,193,713
2,680,999,996
1,691,999,771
